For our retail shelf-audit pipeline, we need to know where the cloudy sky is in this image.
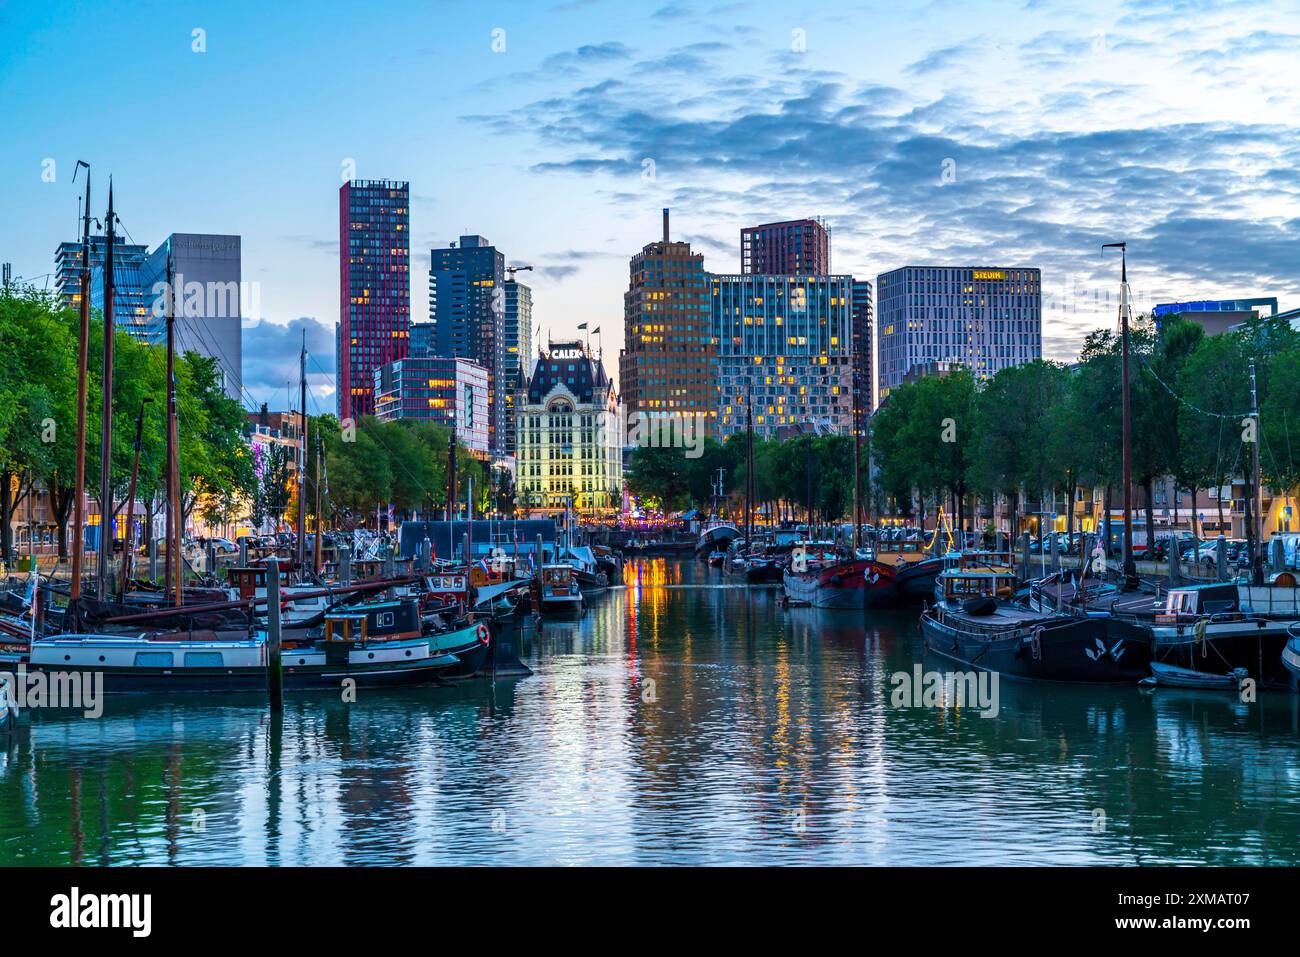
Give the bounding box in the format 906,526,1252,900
2,0,1297,409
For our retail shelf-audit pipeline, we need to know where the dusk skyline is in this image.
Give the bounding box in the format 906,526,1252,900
3,0,1297,406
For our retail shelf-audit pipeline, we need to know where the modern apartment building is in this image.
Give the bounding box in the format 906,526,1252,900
851,279,874,414
876,266,1041,403
503,276,533,456
428,235,506,453
711,273,855,439
373,355,490,455
338,179,410,421
740,218,830,275
54,236,150,325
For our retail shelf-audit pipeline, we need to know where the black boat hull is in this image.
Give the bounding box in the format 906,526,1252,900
921,612,1153,683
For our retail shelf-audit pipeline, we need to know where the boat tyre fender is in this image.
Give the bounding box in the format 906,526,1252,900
1030,626,1042,661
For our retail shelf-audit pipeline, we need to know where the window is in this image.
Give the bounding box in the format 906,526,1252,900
135,652,174,668
184,652,225,668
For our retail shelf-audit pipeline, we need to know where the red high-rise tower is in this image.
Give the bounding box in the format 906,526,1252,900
338,180,410,421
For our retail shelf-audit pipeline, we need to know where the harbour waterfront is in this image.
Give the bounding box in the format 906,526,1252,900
2,558,1299,867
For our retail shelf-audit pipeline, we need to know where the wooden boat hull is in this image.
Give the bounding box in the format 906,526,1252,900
783,559,884,610
921,610,1153,683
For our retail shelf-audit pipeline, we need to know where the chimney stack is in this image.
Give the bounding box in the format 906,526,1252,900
662,208,670,243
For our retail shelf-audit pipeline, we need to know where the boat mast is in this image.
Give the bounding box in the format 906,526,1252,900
1104,241,1138,589
296,330,307,576
446,430,457,522
314,431,323,576
96,180,117,599
745,384,753,546
1250,358,1263,585
70,161,91,601
166,252,182,607
119,398,150,594
852,373,862,555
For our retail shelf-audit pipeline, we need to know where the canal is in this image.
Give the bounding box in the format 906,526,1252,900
2,558,1298,865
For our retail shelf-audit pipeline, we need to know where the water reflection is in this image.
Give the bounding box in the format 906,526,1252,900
1,557,1297,865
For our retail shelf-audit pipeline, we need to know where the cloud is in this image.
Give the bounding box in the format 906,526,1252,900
240,317,337,410
468,32,1300,362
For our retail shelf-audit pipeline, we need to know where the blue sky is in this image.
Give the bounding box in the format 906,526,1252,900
2,0,1297,408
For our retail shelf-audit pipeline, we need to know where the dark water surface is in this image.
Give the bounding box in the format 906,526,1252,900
2,558,1298,866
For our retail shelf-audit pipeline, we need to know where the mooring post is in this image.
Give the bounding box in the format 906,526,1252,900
149,535,158,582
422,536,432,571
339,542,351,585
1168,531,1179,584
1216,534,1228,582
266,556,283,711
1020,531,1031,580
239,538,248,568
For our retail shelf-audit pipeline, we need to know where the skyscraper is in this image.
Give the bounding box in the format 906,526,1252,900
740,219,830,275
55,236,150,332
851,279,874,413
338,179,410,421
876,266,1041,403
428,236,506,453
55,232,245,401
143,233,244,401
620,209,715,433
503,276,533,456
711,274,854,439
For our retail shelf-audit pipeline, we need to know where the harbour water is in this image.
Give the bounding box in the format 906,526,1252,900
2,558,1299,866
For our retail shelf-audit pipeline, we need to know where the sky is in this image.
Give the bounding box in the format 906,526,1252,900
2,0,1298,411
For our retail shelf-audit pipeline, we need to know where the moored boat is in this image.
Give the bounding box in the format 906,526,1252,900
532,564,584,615
1140,661,1249,690
921,561,1152,683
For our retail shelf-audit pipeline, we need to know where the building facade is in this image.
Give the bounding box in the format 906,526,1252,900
1153,297,1277,335
143,233,244,401
740,218,830,275
55,237,150,325
338,179,410,422
408,321,435,358
711,274,855,439
517,341,622,516
373,356,490,455
56,232,244,401
876,266,1041,403
428,235,506,453
502,277,532,456
851,279,874,414
620,209,715,435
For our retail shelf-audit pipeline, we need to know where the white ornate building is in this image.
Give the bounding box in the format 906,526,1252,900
516,341,622,516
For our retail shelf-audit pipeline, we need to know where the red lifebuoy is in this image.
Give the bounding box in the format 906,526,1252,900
476,622,491,645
